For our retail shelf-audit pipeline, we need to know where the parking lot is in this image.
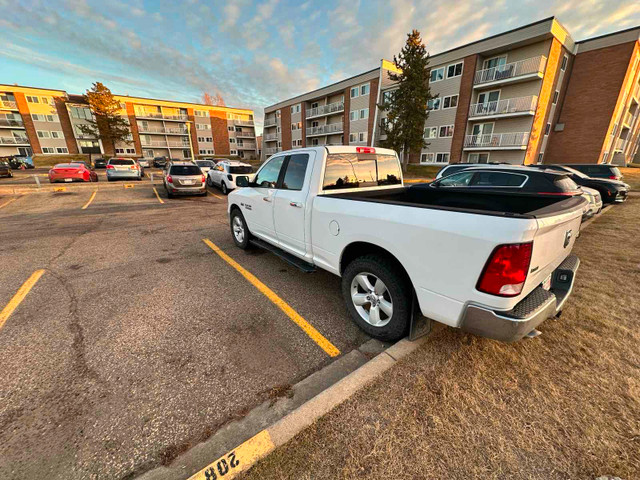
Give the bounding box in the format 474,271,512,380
0,175,371,479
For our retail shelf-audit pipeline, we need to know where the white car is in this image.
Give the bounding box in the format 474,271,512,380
207,160,254,195
195,159,216,176
228,146,585,343
137,157,151,168
580,186,603,219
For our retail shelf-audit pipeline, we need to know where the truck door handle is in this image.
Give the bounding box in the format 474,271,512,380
262,197,272,202
290,202,302,208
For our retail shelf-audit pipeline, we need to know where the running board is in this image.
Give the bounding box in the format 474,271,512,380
249,238,316,273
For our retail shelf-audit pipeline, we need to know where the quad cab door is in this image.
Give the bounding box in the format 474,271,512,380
273,152,313,258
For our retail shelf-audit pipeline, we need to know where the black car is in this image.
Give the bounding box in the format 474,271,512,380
435,162,511,179
566,164,623,181
529,165,629,204
153,156,168,168
94,158,107,169
0,161,12,178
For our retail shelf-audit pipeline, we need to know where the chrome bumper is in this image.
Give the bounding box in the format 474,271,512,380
460,255,580,342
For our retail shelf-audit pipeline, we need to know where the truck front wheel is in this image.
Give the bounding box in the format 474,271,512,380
230,209,251,249
342,255,411,341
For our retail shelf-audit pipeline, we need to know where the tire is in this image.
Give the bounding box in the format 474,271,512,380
230,209,250,249
341,255,412,341
206,176,213,187
221,182,228,195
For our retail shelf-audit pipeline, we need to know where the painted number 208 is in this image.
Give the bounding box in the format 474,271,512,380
204,452,239,479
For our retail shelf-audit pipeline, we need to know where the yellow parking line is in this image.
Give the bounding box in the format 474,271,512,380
202,238,340,357
209,191,223,199
153,187,165,204
81,190,98,210
0,269,45,331
0,196,19,209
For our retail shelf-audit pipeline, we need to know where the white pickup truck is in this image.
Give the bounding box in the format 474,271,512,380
229,146,584,342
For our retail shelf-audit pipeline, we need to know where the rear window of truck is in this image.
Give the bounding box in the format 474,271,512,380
323,153,401,190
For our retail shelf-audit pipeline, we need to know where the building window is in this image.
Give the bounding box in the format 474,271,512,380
228,126,234,131
360,83,370,96
435,153,450,163
420,153,435,164
424,127,437,139
56,147,68,153
198,136,204,142
537,153,544,163
553,90,559,104
438,125,454,138
358,132,367,143
468,152,490,163
26,95,40,103
349,133,357,142
382,90,395,104
206,137,212,142
350,111,358,121
545,123,551,135
429,67,445,83
350,87,359,98
195,110,208,117
70,106,93,120
51,131,64,139
359,108,369,120
446,62,463,78
42,147,55,153
427,98,441,111
230,149,238,155
230,138,236,143
561,55,568,71
37,130,51,138
290,104,301,114
442,95,458,109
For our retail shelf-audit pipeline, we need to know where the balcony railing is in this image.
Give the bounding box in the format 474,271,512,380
264,133,278,141
474,56,546,86
0,100,18,109
264,117,278,127
614,138,625,151
138,126,188,134
233,119,254,126
236,132,256,138
623,111,633,127
463,132,530,149
135,112,189,121
468,95,537,118
264,147,280,155
306,101,345,119
307,122,344,136
0,118,24,128
237,142,257,150
0,135,29,145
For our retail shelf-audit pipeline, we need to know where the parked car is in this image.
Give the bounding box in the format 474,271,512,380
106,157,142,182
229,146,584,342
9,156,34,169
195,159,216,176
49,163,98,183
163,161,206,198
435,162,510,179
580,187,603,220
207,160,254,194
568,164,623,181
93,158,107,169
0,161,12,178
138,158,151,168
528,165,629,204
70,161,92,169
153,156,168,168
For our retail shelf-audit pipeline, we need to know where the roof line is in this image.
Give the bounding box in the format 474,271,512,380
0,83,67,94
576,24,640,44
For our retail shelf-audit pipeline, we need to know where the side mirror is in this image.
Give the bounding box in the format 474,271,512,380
236,175,249,188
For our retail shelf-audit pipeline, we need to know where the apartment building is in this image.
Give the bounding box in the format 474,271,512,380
263,17,640,166
545,26,640,165
0,84,258,160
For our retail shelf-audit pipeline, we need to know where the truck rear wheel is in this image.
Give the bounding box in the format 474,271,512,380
342,255,411,341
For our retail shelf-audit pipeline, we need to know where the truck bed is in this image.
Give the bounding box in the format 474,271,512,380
326,185,586,218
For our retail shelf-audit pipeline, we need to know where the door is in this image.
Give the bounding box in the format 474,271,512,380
477,91,500,114
273,153,312,257
470,123,493,147
241,155,286,242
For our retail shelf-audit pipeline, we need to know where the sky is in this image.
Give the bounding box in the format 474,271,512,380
1,0,640,134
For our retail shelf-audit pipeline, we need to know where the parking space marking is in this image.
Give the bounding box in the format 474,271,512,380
153,187,165,204
209,191,223,199
0,269,45,331
188,430,274,480
53,186,67,192
81,190,98,210
124,184,135,189
0,196,20,209
202,238,340,357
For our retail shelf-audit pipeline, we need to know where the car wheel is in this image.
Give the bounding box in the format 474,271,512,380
230,209,251,249
341,255,411,342
206,176,213,187
221,182,228,195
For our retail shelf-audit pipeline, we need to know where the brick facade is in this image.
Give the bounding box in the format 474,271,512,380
14,92,41,154
343,87,351,144
301,102,307,147
449,54,478,164
367,77,380,146
280,105,292,150
187,108,199,157
545,41,636,164
54,98,79,154
125,102,142,157
210,110,230,155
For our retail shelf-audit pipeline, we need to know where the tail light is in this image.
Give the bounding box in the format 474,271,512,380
106,165,114,169
201,174,206,183
609,175,617,179
227,174,233,181
131,165,137,170
166,175,173,183
356,147,375,154
477,242,533,297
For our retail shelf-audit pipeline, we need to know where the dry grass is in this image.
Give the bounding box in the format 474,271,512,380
243,197,640,480
621,167,640,190
31,153,91,167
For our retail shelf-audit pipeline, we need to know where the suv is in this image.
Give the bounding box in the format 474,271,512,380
566,164,623,180
164,161,206,197
0,161,12,178
206,160,253,194
153,156,168,168
106,157,143,181
435,162,510,179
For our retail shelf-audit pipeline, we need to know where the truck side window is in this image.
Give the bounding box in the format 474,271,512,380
254,156,285,188
281,154,309,191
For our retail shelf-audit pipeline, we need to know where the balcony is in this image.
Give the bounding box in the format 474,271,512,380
0,100,18,110
264,133,278,141
306,101,345,119
474,56,546,88
264,147,280,155
237,142,256,150
622,111,633,129
614,137,625,152
264,117,278,127
463,132,530,150
138,125,188,135
468,95,537,120
0,135,29,145
233,119,254,126
135,112,189,121
307,122,344,137
236,131,256,138
0,118,25,129
141,140,190,148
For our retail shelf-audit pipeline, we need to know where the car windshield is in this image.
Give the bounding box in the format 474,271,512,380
229,166,253,174
109,159,135,165
196,160,215,167
170,165,201,175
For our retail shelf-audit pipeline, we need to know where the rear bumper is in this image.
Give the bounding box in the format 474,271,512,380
460,255,580,342
107,171,140,179
165,184,206,195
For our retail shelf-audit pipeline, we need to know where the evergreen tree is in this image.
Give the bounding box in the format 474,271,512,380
78,82,132,154
379,30,435,171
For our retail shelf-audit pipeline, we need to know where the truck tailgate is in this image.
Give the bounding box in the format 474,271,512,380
524,206,583,296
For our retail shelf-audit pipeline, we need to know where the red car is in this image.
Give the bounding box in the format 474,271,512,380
49,163,98,183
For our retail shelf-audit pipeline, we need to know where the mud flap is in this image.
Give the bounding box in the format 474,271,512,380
409,291,432,341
